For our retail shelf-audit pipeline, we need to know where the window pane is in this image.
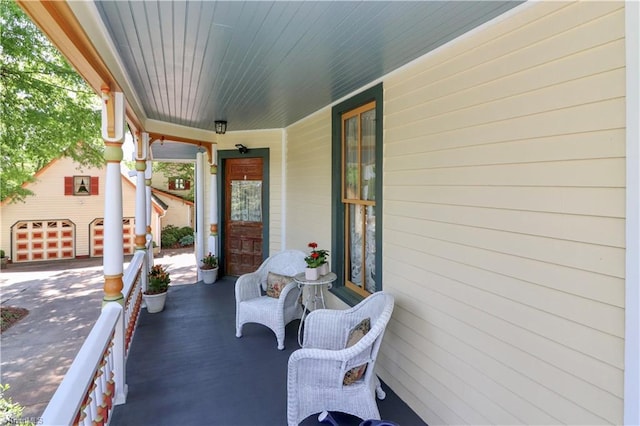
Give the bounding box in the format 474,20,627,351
74,176,91,196
339,96,379,296
348,204,363,287
364,205,376,293
361,109,376,201
344,116,358,200
231,180,262,222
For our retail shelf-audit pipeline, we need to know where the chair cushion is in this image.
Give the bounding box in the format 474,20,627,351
266,272,294,298
343,317,371,385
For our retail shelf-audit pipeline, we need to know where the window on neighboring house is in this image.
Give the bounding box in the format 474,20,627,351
64,176,99,196
332,84,383,302
168,177,190,190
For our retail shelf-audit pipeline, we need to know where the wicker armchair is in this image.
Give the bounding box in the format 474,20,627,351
235,249,307,350
287,291,395,425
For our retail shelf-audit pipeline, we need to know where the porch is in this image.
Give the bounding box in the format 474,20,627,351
110,276,426,426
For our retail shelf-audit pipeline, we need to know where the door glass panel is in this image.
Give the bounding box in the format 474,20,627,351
230,181,262,222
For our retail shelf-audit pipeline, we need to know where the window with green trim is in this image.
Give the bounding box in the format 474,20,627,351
332,84,383,302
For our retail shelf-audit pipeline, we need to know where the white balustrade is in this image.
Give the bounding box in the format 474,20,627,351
41,250,146,425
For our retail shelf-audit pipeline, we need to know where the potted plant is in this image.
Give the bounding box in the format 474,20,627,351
304,242,329,280
143,264,170,313
200,252,219,284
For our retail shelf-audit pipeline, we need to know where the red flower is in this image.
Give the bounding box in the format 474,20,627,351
311,252,319,259
308,242,318,249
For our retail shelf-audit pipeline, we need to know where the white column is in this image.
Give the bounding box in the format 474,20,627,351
146,157,154,273
134,133,149,294
134,132,148,249
209,145,218,257
281,129,287,250
100,87,125,305
195,151,206,279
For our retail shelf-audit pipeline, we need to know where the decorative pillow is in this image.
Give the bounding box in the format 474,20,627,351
266,272,294,298
343,317,371,385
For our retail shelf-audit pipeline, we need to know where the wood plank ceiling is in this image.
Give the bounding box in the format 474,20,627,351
90,1,522,133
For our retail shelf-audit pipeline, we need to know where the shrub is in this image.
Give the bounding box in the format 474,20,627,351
160,225,194,248
179,235,194,247
0,384,34,426
160,229,178,248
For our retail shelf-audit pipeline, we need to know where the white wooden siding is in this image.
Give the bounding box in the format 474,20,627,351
382,1,625,424
154,192,193,230
285,109,332,253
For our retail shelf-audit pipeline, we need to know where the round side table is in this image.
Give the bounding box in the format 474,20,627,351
294,272,337,346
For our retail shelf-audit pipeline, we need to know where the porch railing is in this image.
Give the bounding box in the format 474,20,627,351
40,250,147,425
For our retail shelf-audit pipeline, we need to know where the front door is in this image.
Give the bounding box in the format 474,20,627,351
224,157,264,275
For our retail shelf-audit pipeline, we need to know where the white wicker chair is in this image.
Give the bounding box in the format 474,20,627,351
235,249,307,350
287,291,395,425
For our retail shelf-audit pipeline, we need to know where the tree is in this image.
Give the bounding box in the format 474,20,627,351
154,162,195,202
0,0,103,203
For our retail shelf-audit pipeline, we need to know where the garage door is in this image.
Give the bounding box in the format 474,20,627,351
12,220,75,262
90,218,136,257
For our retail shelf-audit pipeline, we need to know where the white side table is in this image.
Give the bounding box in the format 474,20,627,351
294,272,337,346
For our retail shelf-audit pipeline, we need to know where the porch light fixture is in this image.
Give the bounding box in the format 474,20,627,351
235,143,249,154
214,120,227,134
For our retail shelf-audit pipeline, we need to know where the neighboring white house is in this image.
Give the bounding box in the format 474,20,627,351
149,169,194,229
0,157,165,262
151,187,194,230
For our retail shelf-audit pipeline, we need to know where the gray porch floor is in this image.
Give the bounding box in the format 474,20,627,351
111,276,427,426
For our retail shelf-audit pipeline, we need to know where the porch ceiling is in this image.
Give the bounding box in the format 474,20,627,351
65,0,520,137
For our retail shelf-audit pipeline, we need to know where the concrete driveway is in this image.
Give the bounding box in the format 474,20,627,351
0,248,197,419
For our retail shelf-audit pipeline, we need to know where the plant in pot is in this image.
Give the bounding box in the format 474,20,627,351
200,252,219,284
143,264,170,313
304,242,329,280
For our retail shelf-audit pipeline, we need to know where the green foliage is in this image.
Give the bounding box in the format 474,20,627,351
0,250,4,258
160,231,178,248
0,0,103,203
304,242,329,268
200,252,218,269
179,235,194,247
146,264,170,294
0,384,34,426
160,225,194,248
